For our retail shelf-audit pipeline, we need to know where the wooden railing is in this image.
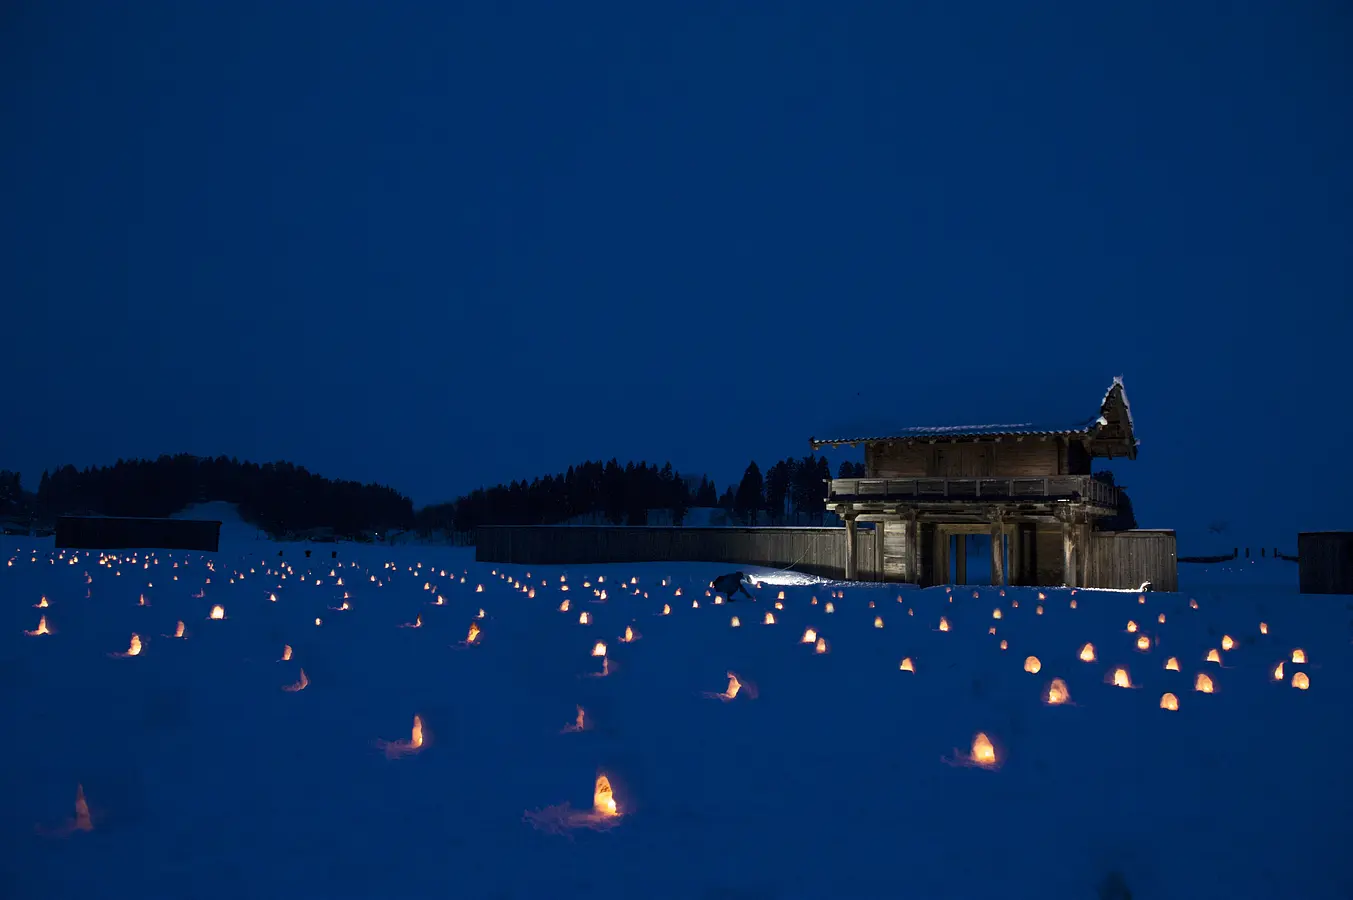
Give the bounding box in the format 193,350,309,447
828,475,1118,508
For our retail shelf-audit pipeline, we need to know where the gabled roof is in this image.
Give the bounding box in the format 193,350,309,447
810,377,1138,459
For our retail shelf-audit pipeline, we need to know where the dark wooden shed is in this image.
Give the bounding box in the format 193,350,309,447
1298,532,1353,594
55,516,223,552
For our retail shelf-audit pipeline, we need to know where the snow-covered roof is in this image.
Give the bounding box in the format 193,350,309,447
810,378,1137,454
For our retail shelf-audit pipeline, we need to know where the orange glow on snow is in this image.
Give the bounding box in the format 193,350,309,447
939,617,950,632
467,622,481,644
173,621,185,638
283,669,308,692
282,644,293,661
26,616,51,636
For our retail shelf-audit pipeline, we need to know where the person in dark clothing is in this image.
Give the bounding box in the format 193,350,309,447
712,571,755,601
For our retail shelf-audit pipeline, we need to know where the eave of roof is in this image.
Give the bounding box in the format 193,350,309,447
810,378,1137,450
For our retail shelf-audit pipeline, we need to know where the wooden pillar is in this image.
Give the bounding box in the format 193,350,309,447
844,516,858,581
954,532,967,585
1079,521,1094,588
906,512,919,584
1009,524,1021,585
990,517,1006,586
1062,514,1076,587
935,526,949,586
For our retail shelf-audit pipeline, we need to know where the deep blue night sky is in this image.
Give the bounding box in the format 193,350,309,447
3,2,1349,547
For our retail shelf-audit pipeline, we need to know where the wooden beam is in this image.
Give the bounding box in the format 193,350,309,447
844,517,858,581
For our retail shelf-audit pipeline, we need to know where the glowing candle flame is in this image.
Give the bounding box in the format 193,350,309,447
992,609,1002,620
476,585,483,593
1023,656,1041,674
1165,656,1180,671
814,637,828,654
1136,635,1150,651
579,611,590,625
559,599,570,611
1292,671,1310,690
939,617,950,632
662,603,671,615
36,596,48,608
764,612,775,625
209,605,225,620
824,602,835,614
1292,648,1306,664
1079,642,1095,662
1160,692,1179,710
1045,678,1070,705
1259,622,1268,634
801,628,817,644
282,644,293,661
315,618,322,626
1158,613,1165,624
900,657,914,672
730,616,741,627
1205,648,1220,663
1194,673,1214,693
592,641,607,657
1111,667,1131,688
1070,599,1077,608
622,626,635,642
410,715,424,748
1036,605,1043,615
999,639,1008,649
1273,661,1284,680
1126,620,1137,633
874,616,884,629
467,622,481,644
777,590,785,600
173,620,185,638
1190,598,1198,609
1221,635,1234,651
722,672,741,700
125,634,142,656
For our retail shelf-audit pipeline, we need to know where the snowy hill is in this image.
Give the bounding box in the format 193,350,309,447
1,538,1348,898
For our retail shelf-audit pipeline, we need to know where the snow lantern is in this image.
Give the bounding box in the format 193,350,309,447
1045,678,1070,705
1194,673,1214,693
1165,656,1180,671
730,616,741,628
763,612,775,625
1126,620,1138,633
1272,661,1284,681
801,628,817,644
1291,649,1306,664
1221,635,1235,651
1023,655,1041,674
1079,642,1096,662
25,616,51,636
970,732,997,767
874,616,884,629
1292,672,1310,690
209,605,225,620
1136,635,1151,651
900,657,914,672
592,641,607,658
1160,692,1179,711
283,669,309,692
1110,667,1132,688
939,617,951,632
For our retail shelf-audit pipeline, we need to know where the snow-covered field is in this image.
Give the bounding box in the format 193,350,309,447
1,527,1349,899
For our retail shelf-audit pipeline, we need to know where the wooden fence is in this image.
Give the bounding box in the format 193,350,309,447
1298,532,1353,594
475,526,880,581
1086,530,1178,592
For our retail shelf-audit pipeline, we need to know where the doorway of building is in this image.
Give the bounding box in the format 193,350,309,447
947,532,1009,585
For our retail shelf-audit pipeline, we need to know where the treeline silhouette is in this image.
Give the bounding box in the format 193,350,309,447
4,455,412,538
414,455,859,534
